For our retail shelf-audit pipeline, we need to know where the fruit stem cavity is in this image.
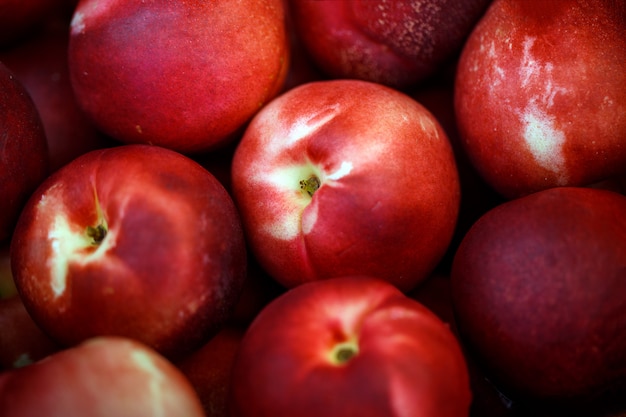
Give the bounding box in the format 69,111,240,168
330,340,359,365
300,175,321,197
86,223,107,245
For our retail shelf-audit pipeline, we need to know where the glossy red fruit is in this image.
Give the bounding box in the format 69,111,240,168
231,79,460,292
230,276,472,417
68,0,290,154
0,336,206,417
11,145,247,359
455,0,626,198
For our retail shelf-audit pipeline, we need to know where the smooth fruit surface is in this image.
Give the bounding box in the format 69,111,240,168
454,0,626,198
230,276,472,417
11,144,247,358
68,0,289,153
231,79,460,292
0,336,206,417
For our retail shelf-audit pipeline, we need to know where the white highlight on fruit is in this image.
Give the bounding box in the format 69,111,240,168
521,102,568,184
264,165,320,193
301,200,318,235
45,207,114,299
260,160,354,240
601,95,615,109
494,65,505,80
130,349,167,417
488,41,497,59
513,34,571,184
390,372,418,417
260,164,318,241
519,36,568,108
478,39,507,96
289,105,339,145
70,11,86,33
541,71,566,108
262,103,341,157
327,161,353,180
47,215,84,297
251,103,347,241
321,298,371,338
520,37,540,88
70,0,115,35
